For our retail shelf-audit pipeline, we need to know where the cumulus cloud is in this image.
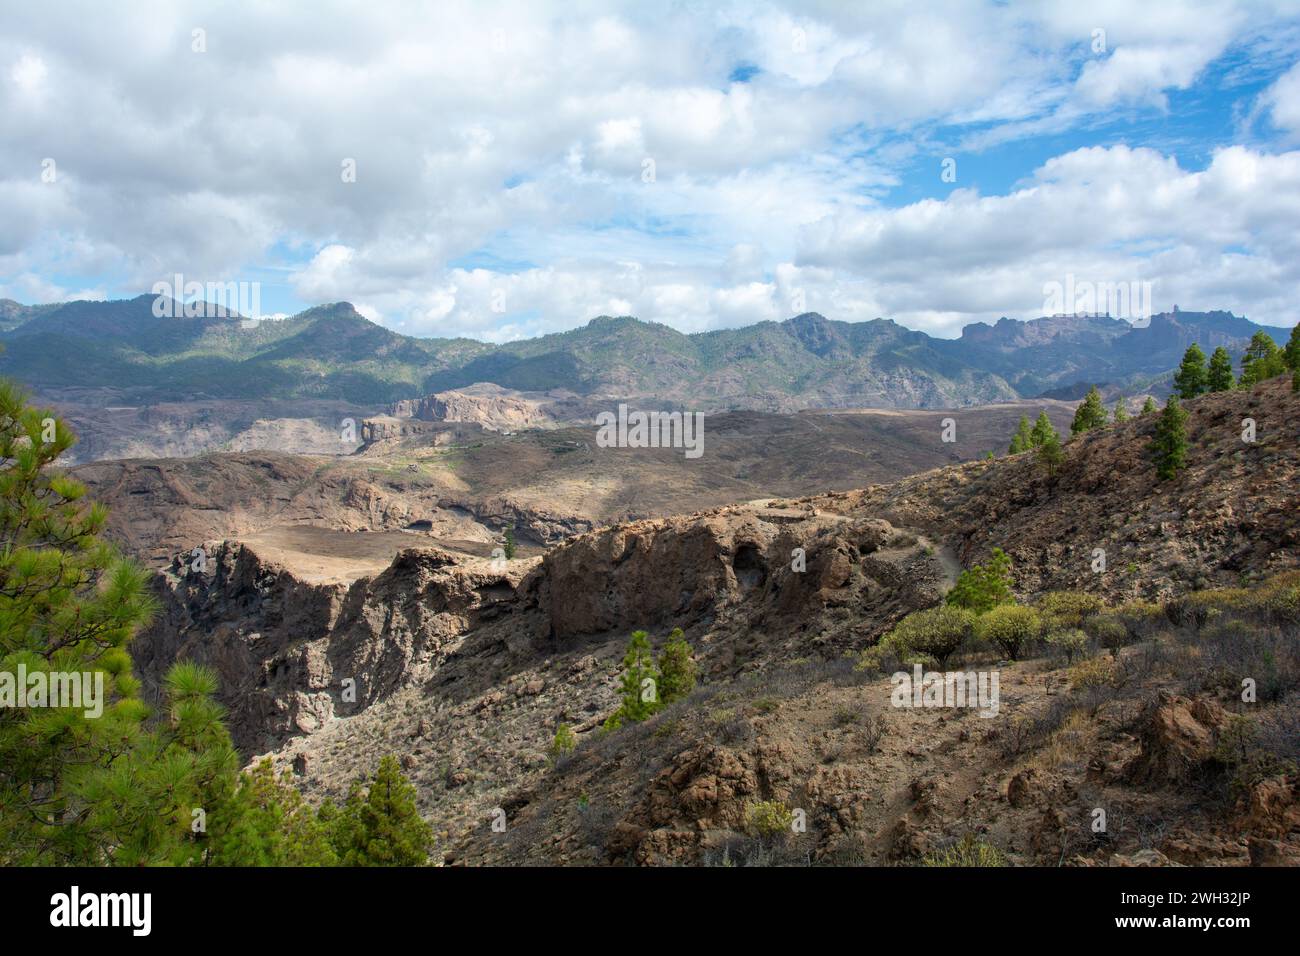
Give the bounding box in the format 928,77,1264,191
1,0,1298,336
1264,60,1300,136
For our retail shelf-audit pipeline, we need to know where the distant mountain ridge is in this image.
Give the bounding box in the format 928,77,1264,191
0,294,1288,410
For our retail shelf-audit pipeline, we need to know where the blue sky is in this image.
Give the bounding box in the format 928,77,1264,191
3,1,1300,340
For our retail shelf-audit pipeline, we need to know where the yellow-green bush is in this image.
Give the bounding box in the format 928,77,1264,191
975,604,1041,660
1046,628,1089,665
922,834,1007,867
1114,599,1167,638
1084,612,1129,655
1248,573,1300,624
1069,655,1117,690
874,605,977,666
1036,591,1105,630
743,800,795,838
1169,587,1249,627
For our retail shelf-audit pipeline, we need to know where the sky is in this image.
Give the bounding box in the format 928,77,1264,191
3,0,1300,341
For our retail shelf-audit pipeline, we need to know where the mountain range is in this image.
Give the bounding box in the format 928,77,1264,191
0,294,1288,410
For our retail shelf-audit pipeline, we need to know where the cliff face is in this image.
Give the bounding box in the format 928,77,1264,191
134,503,946,755
390,389,552,431
135,541,539,754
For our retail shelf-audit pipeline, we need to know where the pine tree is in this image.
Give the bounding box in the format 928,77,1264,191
1240,331,1285,387
1141,396,1158,415
1008,415,1033,454
503,528,517,559
656,628,696,704
1172,344,1208,399
1207,346,1235,391
1029,411,1056,449
1036,431,1064,478
945,548,1014,613
208,759,337,866
1112,396,1128,422
1151,397,1189,481
1284,324,1300,373
0,380,243,866
550,723,577,759
1070,385,1108,436
604,630,659,729
331,756,434,866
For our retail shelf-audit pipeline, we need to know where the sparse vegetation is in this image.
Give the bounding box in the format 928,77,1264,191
922,834,1007,867
1069,655,1118,691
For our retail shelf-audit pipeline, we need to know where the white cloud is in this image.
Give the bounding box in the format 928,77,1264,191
10,53,47,92
1265,60,1300,136
0,0,1297,339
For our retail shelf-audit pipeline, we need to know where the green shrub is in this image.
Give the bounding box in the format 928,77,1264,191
946,548,1014,614
1169,587,1250,628
743,800,795,838
1247,573,1300,624
1211,715,1295,797
550,723,577,759
1046,629,1089,665
1069,656,1117,691
1084,613,1129,656
1115,599,1167,638
1037,591,1104,630
878,605,977,665
922,834,1007,867
975,604,1041,660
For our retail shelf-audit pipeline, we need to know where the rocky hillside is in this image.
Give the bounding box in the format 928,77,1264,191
77,401,1080,565
126,375,1300,866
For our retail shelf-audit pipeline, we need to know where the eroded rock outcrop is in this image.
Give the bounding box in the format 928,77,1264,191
135,541,533,753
